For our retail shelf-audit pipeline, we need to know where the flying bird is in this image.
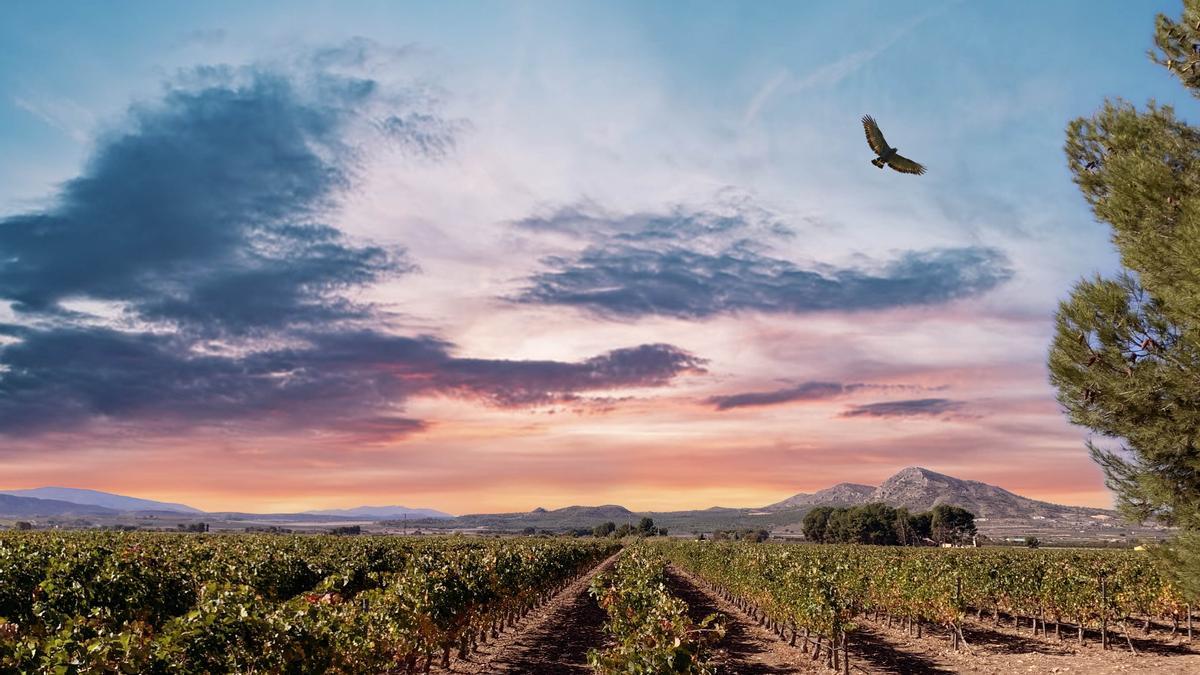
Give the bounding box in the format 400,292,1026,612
861,115,926,175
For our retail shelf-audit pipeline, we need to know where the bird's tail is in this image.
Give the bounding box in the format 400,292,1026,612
871,158,884,168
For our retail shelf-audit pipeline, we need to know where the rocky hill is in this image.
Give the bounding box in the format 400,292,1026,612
866,467,1111,519
765,483,876,510
761,467,1169,543
764,467,1112,520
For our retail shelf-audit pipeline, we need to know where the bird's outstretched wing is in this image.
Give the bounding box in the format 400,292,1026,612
861,115,889,155
888,154,926,175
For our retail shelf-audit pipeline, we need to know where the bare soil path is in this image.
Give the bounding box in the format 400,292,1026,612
435,553,1200,675
435,552,619,675
665,565,819,674
855,611,1200,674
668,564,1200,675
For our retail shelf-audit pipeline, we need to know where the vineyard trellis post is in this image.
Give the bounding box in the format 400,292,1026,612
840,630,849,675
1100,573,1108,650
953,574,963,651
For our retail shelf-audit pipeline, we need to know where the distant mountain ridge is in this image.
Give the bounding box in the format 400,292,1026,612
1,470,1129,542
765,483,876,510
764,467,1110,520
0,493,121,517
304,505,453,519
0,487,449,521
0,487,202,514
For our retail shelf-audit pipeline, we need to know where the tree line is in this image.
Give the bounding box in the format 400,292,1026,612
591,517,667,538
802,503,976,546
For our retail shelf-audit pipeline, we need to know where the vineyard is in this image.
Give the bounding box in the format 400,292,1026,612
655,540,1196,671
2,532,1199,674
587,547,724,673
0,531,617,673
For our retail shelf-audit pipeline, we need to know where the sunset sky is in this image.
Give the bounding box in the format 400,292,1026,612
0,1,1188,514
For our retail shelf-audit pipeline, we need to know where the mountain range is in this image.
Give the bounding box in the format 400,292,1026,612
391,467,1166,543
1,487,202,514
0,493,121,517
762,467,1112,520
0,487,449,521
0,468,1168,543
303,506,453,519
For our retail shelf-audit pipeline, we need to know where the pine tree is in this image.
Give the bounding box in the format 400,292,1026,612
1049,0,1200,599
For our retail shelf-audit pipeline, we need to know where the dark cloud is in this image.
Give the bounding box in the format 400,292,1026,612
0,58,701,439
708,381,857,410
0,325,703,437
0,71,410,335
438,344,706,407
840,398,964,418
517,243,1012,319
513,197,792,243
512,201,1012,320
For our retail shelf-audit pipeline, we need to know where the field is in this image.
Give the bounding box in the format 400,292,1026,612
2,532,1198,674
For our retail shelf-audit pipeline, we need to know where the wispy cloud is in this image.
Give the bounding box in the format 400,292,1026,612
517,242,1012,320
741,69,790,126
841,397,965,419
741,2,956,125
708,381,859,410
707,381,934,411
12,95,95,143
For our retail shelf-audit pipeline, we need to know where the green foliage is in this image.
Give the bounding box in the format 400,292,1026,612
655,541,1190,650
802,503,970,545
1049,0,1200,597
710,528,769,542
588,546,724,674
0,531,618,673
930,505,976,545
593,521,617,538
802,506,835,542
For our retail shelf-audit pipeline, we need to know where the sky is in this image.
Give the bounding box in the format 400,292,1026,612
0,1,1190,514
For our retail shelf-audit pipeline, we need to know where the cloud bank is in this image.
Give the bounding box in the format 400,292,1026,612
0,58,702,439
513,203,1013,319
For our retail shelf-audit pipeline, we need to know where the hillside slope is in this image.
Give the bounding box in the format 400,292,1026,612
0,487,202,514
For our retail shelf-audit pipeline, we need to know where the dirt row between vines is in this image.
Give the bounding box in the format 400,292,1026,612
433,551,620,674
668,564,1200,674
432,553,1200,675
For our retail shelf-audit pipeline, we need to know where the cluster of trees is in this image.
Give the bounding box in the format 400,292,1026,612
802,503,976,546
243,526,294,534
592,518,667,538
176,522,209,533
709,528,770,542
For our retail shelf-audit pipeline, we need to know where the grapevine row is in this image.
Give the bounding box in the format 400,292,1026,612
655,540,1194,664
587,545,724,674
0,531,618,673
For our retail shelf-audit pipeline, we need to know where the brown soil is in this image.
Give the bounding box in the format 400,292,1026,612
665,565,820,673
861,612,1200,674
437,555,1200,674
669,564,1200,675
434,551,619,674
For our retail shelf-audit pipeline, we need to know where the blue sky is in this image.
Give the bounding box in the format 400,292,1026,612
0,1,1191,512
